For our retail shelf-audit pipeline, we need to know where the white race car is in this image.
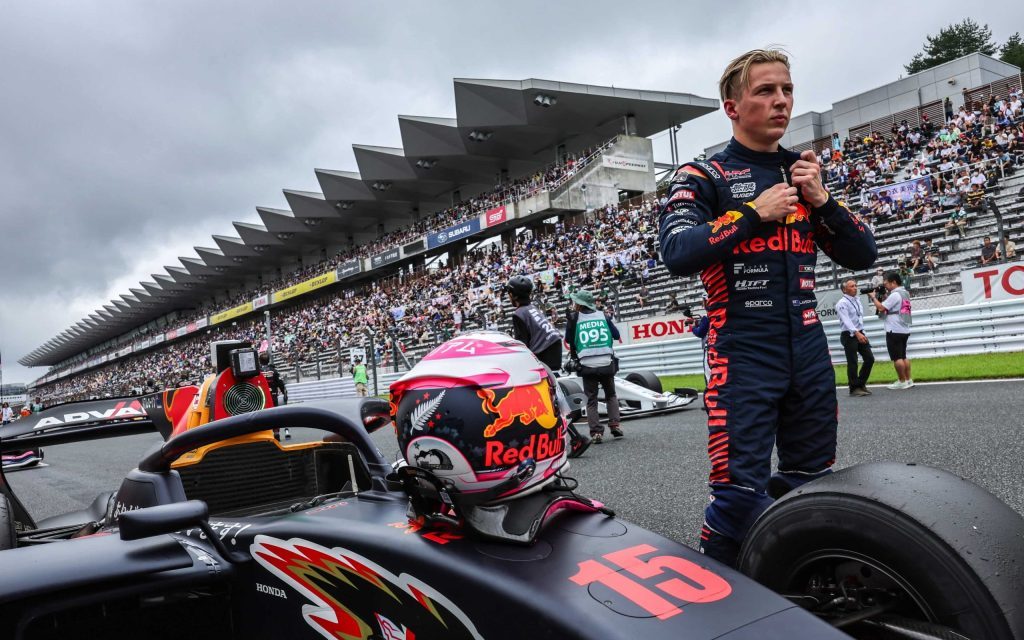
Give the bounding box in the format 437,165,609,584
556,369,698,420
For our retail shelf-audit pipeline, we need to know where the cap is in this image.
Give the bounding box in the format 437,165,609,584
568,289,597,309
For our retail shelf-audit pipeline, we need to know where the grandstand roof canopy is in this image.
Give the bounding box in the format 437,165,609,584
21,77,717,368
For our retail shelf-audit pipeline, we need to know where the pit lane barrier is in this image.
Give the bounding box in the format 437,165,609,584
283,298,1024,402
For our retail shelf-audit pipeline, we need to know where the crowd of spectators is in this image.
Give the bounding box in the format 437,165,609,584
35,197,661,404
37,139,614,385
34,87,1024,404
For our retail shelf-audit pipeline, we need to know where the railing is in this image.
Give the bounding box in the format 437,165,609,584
849,101,942,142
278,299,1024,401
963,74,1023,112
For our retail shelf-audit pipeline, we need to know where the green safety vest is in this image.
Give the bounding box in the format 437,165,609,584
353,364,368,384
574,310,614,365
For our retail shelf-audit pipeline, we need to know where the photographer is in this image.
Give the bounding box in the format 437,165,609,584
565,289,621,444
837,280,874,397
869,271,913,390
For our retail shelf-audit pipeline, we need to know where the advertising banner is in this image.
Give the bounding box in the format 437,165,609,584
253,294,270,309
165,328,179,341
602,156,650,172
427,217,482,250
194,317,209,330
403,239,426,255
484,205,508,227
621,314,698,345
211,302,255,325
272,271,338,304
962,263,1024,304
151,334,165,345
867,176,932,204
337,258,362,279
370,247,401,269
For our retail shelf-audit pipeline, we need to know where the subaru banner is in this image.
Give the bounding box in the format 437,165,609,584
427,217,482,250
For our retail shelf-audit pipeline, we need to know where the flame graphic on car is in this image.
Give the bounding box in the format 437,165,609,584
252,536,483,640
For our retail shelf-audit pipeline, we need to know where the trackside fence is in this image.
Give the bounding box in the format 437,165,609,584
283,299,1024,401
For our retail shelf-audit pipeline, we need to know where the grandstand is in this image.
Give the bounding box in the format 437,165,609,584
23,69,1024,403
22,77,719,399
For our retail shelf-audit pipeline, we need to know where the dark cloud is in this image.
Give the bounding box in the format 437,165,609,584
2,1,1022,381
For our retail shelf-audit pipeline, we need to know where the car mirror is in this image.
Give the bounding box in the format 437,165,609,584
119,500,208,541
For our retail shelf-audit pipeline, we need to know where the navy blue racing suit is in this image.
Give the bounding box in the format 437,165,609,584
658,138,877,564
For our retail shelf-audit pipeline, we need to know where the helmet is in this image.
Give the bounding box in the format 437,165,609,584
504,275,533,302
391,331,568,505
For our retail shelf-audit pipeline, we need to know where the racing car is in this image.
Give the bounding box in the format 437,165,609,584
556,367,698,419
0,339,1021,640
1,447,44,472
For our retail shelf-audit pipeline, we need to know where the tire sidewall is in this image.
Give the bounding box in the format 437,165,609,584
740,493,1013,639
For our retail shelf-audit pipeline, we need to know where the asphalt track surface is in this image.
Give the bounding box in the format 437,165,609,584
7,379,1023,549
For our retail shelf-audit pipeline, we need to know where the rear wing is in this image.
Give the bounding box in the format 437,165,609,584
0,393,173,452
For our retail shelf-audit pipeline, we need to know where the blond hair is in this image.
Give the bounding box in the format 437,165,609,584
718,49,790,103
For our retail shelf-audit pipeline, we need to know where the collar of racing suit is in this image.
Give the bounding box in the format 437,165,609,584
725,137,802,178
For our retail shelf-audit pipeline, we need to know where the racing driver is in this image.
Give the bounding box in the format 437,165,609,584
658,49,877,567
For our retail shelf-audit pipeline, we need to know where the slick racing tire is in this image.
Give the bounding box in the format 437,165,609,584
738,463,1024,640
623,370,662,394
0,494,15,550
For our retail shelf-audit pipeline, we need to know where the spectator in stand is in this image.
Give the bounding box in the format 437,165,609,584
979,236,1001,266
868,271,913,390
664,292,681,313
1004,235,1017,260
944,205,969,239
907,240,926,273
923,238,940,272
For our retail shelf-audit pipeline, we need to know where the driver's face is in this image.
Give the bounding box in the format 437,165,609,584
725,62,793,149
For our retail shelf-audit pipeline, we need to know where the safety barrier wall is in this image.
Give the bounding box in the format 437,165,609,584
284,299,1024,402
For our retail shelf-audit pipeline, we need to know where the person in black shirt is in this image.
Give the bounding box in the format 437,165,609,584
259,351,289,440
505,275,590,458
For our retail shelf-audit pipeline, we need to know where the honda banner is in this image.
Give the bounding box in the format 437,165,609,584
621,314,698,345
427,217,481,250
484,205,507,227
962,262,1024,304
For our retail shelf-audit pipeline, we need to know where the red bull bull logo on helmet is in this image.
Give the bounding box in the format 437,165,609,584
477,382,558,438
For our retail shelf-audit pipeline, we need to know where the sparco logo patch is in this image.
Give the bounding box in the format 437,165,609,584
744,300,773,308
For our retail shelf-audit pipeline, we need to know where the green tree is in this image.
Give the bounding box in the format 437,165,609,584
904,18,997,74
1001,32,1024,71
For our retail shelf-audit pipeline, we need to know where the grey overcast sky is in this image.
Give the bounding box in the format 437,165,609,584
2,1,1022,383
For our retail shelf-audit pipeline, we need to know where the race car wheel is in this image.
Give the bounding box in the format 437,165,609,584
738,463,1023,640
0,494,16,550
624,371,662,394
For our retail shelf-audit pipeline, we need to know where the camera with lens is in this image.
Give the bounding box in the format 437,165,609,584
563,358,581,374
859,285,887,299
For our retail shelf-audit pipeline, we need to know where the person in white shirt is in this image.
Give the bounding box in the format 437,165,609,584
835,279,875,397
1,402,13,425
868,271,913,390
